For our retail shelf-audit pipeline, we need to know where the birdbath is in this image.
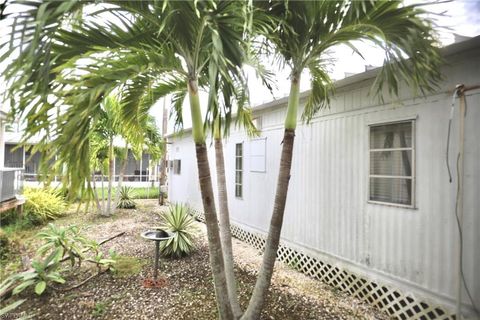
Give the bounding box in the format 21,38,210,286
140,229,174,280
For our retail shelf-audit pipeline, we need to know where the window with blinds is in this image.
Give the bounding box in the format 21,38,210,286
369,121,415,206
235,143,243,198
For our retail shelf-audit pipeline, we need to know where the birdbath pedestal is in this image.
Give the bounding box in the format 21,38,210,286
140,229,174,280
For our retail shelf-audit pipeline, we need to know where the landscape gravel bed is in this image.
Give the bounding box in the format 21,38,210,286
5,200,389,319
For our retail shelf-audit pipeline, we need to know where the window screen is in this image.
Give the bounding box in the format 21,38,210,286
235,143,243,198
369,121,414,206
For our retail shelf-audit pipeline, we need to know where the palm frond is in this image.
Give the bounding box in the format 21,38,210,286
257,0,442,123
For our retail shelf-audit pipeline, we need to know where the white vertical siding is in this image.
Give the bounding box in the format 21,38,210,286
167,44,480,311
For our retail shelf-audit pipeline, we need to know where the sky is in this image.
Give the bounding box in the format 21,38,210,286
1,1,480,134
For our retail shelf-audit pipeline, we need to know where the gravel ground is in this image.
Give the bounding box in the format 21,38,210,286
4,200,389,319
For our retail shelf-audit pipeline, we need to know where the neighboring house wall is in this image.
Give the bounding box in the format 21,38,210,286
3,141,158,185
114,150,154,182
0,114,4,169
167,39,480,315
1,114,24,203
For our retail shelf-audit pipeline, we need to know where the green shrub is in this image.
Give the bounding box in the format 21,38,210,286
159,204,196,258
117,187,136,209
0,229,9,259
23,188,66,224
0,209,17,225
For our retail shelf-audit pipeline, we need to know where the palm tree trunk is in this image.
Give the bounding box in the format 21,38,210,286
159,98,168,205
106,137,114,216
92,173,102,214
214,135,242,318
114,142,128,209
189,79,233,320
243,76,300,320
100,168,106,215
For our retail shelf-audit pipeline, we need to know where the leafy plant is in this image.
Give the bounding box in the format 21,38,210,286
0,248,66,298
23,188,66,224
0,224,117,316
36,224,89,267
85,242,117,273
0,299,27,318
116,187,136,209
159,204,196,258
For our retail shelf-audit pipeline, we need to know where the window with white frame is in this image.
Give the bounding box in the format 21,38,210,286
369,121,415,206
235,143,243,198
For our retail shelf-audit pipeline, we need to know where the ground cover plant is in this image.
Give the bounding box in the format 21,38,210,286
0,223,118,316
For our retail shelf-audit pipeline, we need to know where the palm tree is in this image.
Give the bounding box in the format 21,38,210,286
208,68,261,318
1,1,259,318
241,1,443,318
98,96,120,216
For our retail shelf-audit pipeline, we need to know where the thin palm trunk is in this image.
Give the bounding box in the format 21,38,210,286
189,79,233,320
92,173,102,214
106,137,114,215
214,133,242,318
243,76,300,320
114,142,129,209
100,168,106,215
159,98,168,205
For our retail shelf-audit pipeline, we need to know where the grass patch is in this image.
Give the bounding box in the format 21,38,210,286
92,301,107,318
95,187,164,200
112,255,146,277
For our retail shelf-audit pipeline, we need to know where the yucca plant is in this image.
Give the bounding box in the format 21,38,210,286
116,187,136,209
159,204,196,258
23,188,67,224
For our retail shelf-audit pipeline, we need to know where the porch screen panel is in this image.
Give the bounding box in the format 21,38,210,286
4,144,23,168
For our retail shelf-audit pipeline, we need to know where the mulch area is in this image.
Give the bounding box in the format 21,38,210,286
3,200,389,319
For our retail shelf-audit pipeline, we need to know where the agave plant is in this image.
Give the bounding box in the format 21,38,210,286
116,187,136,209
159,204,196,258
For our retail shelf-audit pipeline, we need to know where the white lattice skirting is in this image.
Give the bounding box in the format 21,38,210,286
190,209,456,320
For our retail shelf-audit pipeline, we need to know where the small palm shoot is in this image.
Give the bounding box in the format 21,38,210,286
158,204,196,258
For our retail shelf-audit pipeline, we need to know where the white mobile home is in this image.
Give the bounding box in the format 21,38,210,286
167,37,480,319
